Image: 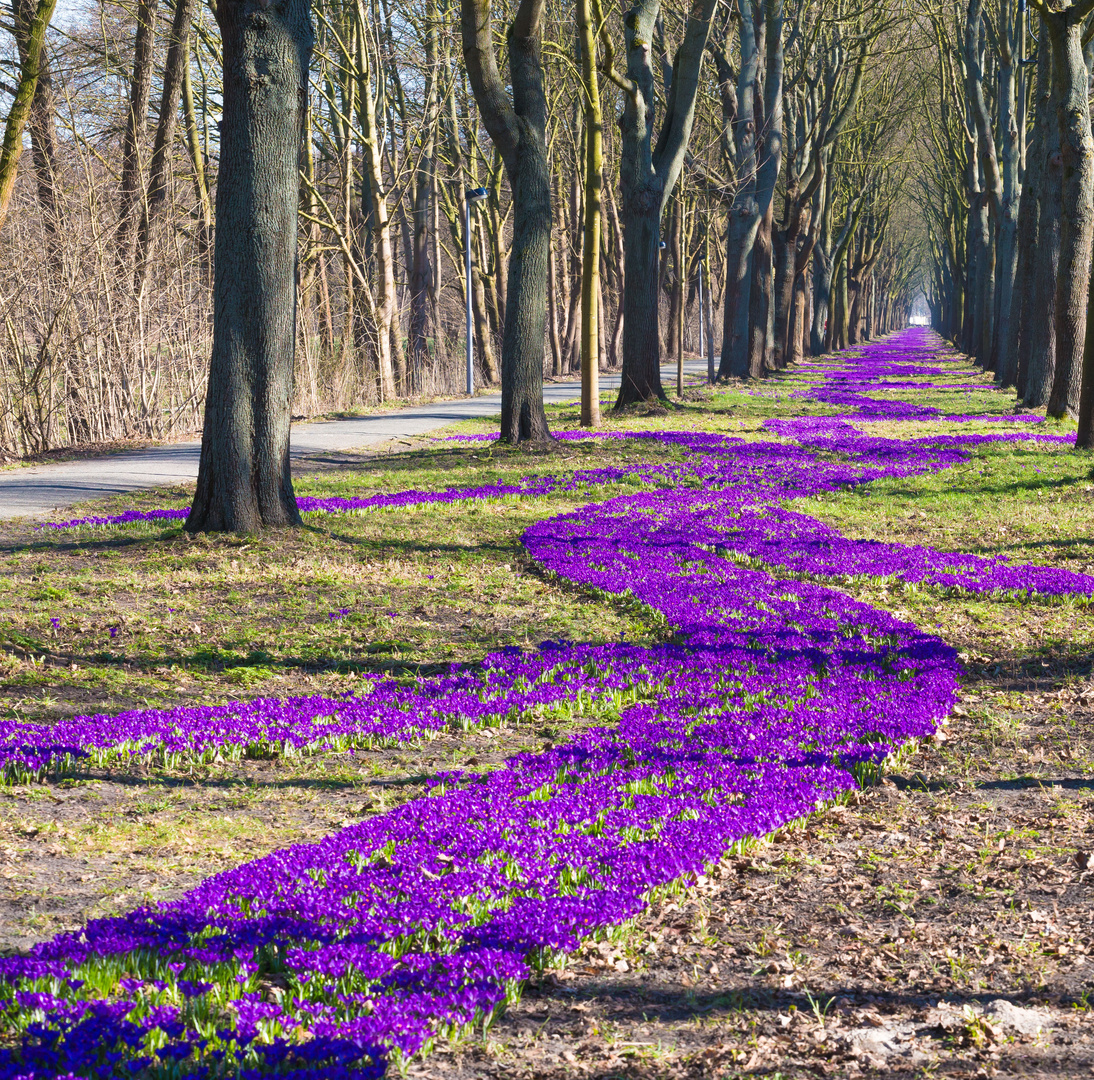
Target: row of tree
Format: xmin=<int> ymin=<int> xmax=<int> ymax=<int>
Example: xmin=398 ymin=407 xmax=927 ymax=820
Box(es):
xmin=920 ymin=0 xmax=1094 ymax=447
xmin=1 ymin=0 xmax=923 ymax=525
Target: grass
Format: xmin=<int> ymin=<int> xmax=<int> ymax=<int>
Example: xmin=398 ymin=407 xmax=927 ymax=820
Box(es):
xmin=0 ymin=350 xmax=1092 ymax=1076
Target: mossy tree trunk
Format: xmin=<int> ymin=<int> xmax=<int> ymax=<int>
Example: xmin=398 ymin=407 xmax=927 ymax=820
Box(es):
xmin=0 ymin=0 xmax=58 ymax=230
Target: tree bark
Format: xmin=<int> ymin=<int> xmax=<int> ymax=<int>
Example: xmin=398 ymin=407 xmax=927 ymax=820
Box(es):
xmin=0 ymin=0 xmax=58 ymax=230
xmin=745 ymin=0 xmax=783 ymax=375
xmin=717 ymin=0 xmax=760 ymax=378
xmin=185 ymin=0 xmax=314 ymax=533
xmin=408 ymin=0 xmax=440 ymax=393
xmin=134 ymin=0 xmax=200 ymax=291
xmin=747 ymin=203 xmax=774 ymax=374
xmin=614 ymin=0 xmax=720 ymax=405
xmin=809 ymin=164 xmax=833 ymax=355
xmin=10 ymin=0 xmax=60 ymax=234
xmin=182 ymin=34 xmax=213 ymax=276
xmin=1044 ymin=9 xmax=1092 ymax=418
xmin=461 ymin=0 xmax=551 ymax=441
xmin=1007 ymin=42 xmax=1048 ymax=391
xmin=577 ymin=0 xmax=602 ymax=426
xmin=990 ymin=0 xmax=1020 ymax=376
xmin=357 ymin=7 xmax=401 ymax=401
xmin=1024 ymin=62 xmax=1062 ymax=407
xmin=115 ymin=0 xmax=160 ymax=262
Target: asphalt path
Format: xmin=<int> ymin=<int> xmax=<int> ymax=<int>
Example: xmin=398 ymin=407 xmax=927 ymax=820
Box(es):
xmin=0 ymin=361 xmax=711 ymax=521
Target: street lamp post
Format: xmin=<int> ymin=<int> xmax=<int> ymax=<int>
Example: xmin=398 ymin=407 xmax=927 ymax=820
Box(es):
xmin=698 ymin=260 xmax=704 ymax=361
xmin=464 ymin=187 xmax=489 ymax=397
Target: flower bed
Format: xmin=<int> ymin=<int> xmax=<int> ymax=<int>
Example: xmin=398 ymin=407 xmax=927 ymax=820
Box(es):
xmin=1 ymin=329 xmax=1088 ymax=1078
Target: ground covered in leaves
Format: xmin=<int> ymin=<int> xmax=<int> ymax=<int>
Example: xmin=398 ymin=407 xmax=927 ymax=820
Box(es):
xmin=0 ymin=349 xmax=1091 ymax=1077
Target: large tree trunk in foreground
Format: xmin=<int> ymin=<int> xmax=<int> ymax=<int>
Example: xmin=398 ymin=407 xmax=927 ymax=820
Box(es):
xmin=619 ymin=190 xmax=663 ymax=400
xmin=462 ymin=0 xmax=550 ymax=441
xmin=717 ymin=0 xmax=761 ymax=379
xmin=499 ymin=107 xmax=552 ymax=441
xmin=185 ymin=0 xmax=314 ymax=533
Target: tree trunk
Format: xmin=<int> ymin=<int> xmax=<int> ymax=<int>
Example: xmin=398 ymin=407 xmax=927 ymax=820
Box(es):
xmin=790 ymin=265 xmax=807 ymax=362
xmin=747 ymin=205 xmax=774 ymax=375
xmin=357 ymin=7 xmax=402 ymax=400
xmin=848 ymin=275 xmax=863 ymax=344
xmin=772 ymin=216 xmax=792 ymax=368
xmin=182 ymin=35 xmax=213 ymax=276
xmin=717 ymin=1 xmax=762 ymax=379
xmin=1007 ymin=49 xmax=1047 ymax=391
xmin=616 ymin=0 xmax=666 ymax=404
xmin=499 ymin=130 xmax=552 ymax=440
xmin=547 ymin=230 xmax=563 ymax=375
xmin=972 ymin=191 xmax=993 ymax=364
xmin=408 ymin=0 xmax=439 ymax=394
xmin=11 ymin=0 xmax=60 ymax=235
xmin=1025 ymin=89 xmax=1062 ymax=407
xmin=134 ymin=0 xmax=199 ymax=291
xmin=746 ymin=0 xmax=783 ymax=374
xmin=605 ymin=176 xmax=625 ymax=367
xmin=665 ymin=196 xmax=683 ymax=364
xmin=0 ymin=0 xmax=59 ymax=231
xmin=461 ymin=0 xmax=551 ymax=440
xmin=774 ymin=193 xmax=812 ymax=369
xmin=810 ymin=166 xmax=833 ymax=355
xmin=577 ymin=0 xmax=602 ymax=426
xmin=1045 ymin=10 xmax=1092 ymax=419
xmin=991 ymin=12 xmax=1020 ymax=376
xmin=115 ymin=0 xmax=160 ymax=262
xmin=616 ymin=0 xmax=720 ymax=403
xmin=618 ymin=195 xmax=664 ymax=398
xmin=185 ymin=0 xmax=313 ymax=533
xmin=471 ymin=237 xmax=500 ymax=384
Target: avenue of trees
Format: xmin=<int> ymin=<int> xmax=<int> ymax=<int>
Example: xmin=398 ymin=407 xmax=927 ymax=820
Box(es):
xmin=50 ymin=0 xmax=1094 ymax=526
xmin=0 ymin=0 xmax=924 ymax=482
xmin=920 ymin=0 xmax=1094 ymax=447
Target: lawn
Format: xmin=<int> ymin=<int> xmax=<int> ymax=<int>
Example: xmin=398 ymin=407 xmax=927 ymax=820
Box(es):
xmin=0 ymin=330 xmax=1091 ymax=1078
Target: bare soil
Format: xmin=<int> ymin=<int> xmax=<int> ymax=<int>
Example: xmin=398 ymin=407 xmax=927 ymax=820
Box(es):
xmin=408 ymin=695 xmax=1094 ymax=1079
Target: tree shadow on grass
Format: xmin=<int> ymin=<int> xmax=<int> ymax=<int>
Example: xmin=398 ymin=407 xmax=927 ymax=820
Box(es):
xmin=960 ymin=647 xmax=1094 ymax=690
xmin=76 ymin=766 xmax=448 ymax=793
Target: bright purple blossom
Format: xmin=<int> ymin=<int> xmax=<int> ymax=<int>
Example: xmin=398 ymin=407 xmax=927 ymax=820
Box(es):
xmin=2 ymin=329 xmax=1084 ymax=1077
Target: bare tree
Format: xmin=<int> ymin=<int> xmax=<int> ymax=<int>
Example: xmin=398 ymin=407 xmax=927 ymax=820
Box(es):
xmin=461 ymin=0 xmax=551 ymax=441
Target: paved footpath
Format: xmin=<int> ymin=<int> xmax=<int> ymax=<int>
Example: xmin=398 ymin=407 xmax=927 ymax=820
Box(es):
xmin=0 ymin=362 xmax=710 ymax=521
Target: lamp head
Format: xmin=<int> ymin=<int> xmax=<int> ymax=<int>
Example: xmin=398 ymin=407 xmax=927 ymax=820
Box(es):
xmin=466 ymin=187 xmax=489 ymax=204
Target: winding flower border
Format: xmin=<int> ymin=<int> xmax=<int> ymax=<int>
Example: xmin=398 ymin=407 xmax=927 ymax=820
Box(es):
xmin=1 ymin=329 xmax=1088 ymax=1078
